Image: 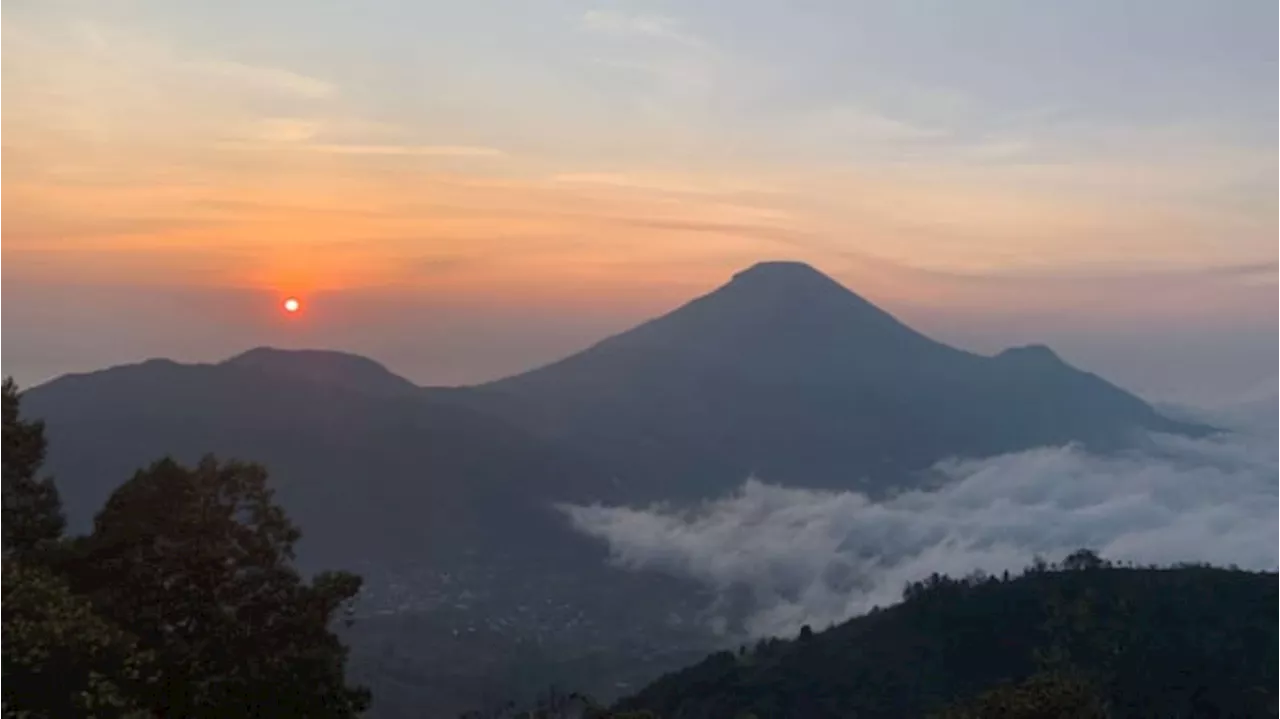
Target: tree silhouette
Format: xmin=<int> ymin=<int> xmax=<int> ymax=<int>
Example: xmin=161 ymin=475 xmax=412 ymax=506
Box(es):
xmin=66 ymin=455 xmax=371 ymax=717
xmin=2 ymin=377 xmax=65 ymax=558
xmin=2 ymin=560 xmax=154 ymax=718
xmin=932 ymin=670 xmax=1110 ymax=719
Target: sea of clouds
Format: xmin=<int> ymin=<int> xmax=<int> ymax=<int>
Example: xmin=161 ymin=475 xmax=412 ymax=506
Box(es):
xmin=559 ymin=399 xmax=1278 ymax=637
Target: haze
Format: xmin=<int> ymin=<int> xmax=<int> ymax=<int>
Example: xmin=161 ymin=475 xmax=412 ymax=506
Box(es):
xmin=4 ymin=0 xmax=1276 ymax=402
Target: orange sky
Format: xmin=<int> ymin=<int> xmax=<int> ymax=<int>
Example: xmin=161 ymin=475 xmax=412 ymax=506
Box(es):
xmin=3 ymin=1 xmax=1276 ymax=400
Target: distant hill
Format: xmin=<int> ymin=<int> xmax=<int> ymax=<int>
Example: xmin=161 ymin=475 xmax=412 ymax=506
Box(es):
xmin=465 ymin=261 xmax=1211 ymax=498
xmin=224 ymin=346 xmax=422 ymax=397
xmin=21 ymin=350 xmax=607 ymax=568
xmin=616 ymin=560 xmax=1278 ymax=719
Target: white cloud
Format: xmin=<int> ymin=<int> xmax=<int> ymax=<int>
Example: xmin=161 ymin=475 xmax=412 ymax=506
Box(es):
xmin=560 ymin=413 xmax=1277 ymax=637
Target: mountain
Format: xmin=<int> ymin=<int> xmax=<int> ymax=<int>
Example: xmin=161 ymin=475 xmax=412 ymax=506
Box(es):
xmin=22 ymin=261 xmax=1210 ymax=555
xmin=21 ymin=350 xmax=607 ymax=568
xmin=462 ymin=261 xmax=1209 ymax=499
xmin=615 ymin=561 xmax=1278 ymax=719
xmin=223 ymin=347 xmax=421 ymax=397
xmin=16 ymin=261 xmax=1222 ymax=717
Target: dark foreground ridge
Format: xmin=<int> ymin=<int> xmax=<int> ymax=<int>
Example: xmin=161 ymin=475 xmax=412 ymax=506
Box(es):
xmin=602 ymin=558 xmax=1276 ymax=719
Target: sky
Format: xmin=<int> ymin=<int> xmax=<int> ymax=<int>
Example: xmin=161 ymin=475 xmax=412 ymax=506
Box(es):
xmin=3 ymin=0 xmax=1276 ymax=402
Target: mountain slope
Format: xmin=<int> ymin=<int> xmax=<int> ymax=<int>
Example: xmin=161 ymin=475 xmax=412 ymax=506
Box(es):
xmin=21 ymin=350 xmax=609 ymax=568
xmin=223 ymin=346 xmax=421 ymax=397
xmin=23 ymin=262 xmax=1211 ymax=557
xmin=466 ymin=261 xmax=1208 ymax=499
xmin=617 ymin=563 xmax=1278 ymax=719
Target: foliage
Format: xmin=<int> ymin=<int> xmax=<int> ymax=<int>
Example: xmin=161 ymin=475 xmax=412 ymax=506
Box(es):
xmin=1 ymin=560 xmax=154 ymax=719
xmin=2 ymin=378 xmax=369 ymax=717
xmin=2 ymin=378 xmax=65 ymax=558
xmin=63 ymin=455 xmax=371 ymax=717
xmin=457 ymin=687 xmax=660 ymax=719
xmin=1 ymin=377 xmax=137 ymax=718
xmin=931 ymin=671 xmax=1110 ymax=719
xmin=616 ymin=552 xmax=1278 ymax=719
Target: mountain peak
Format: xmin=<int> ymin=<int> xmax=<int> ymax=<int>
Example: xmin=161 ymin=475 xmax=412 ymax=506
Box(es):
xmin=489 ymin=259 xmax=956 ymax=394
xmin=996 ymin=344 xmax=1065 ymax=365
xmin=706 ymin=260 xmax=895 ymax=320
xmin=727 ymin=261 xmax=853 ymax=296
xmin=222 ymin=347 xmax=418 ymax=395
xmin=732 ymin=260 xmax=828 ymax=281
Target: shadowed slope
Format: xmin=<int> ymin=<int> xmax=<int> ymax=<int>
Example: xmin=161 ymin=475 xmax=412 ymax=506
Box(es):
xmin=469 ymin=261 xmax=1207 ymax=498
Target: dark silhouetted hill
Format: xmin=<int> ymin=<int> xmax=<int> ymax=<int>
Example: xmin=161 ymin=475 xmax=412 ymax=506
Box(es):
xmin=616 ymin=562 xmax=1278 ymax=719
xmin=21 ymin=350 xmax=607 ymax=568
xmin=466 ymin=261 xmax=1210 ymax=499
xmin=223 ymin=347 xmax=421 ymax=397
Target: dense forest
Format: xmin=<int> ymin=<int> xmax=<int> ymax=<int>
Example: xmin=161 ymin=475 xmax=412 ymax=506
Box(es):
xmin=611 ymin=554 xmax=1278 ymax=719
xmin=2 ymin=379 xmax=368 ymax=717
xmin=456 ymin=555 xmax=1276 ymax=718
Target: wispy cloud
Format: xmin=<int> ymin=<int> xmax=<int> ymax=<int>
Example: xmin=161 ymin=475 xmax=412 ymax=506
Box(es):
xmin=549 ymin=172 xmax=780 ymax=196
xmin=216 ymin=140 xmax=506 ymax=158
xmin=306 ymin=144 xmax=505 ymax=157
xmin=250 ymin=118 xmax=325 ymax=143
xmin=803 ymin=106 xmax=951 ymax=144
xmin=183 ymin=60 xmax=336 ymax=99
xmin=581 ymin=9 xmax=707 ymax=49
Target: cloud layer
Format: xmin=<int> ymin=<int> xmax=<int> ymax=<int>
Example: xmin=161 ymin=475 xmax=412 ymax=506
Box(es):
xmin=560 ymin=412 xmax=1277 ymax=637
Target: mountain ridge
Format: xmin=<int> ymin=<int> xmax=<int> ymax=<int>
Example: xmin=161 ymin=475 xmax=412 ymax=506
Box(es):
xmin=17 ymin=261 xmax=1217 ymax=715
xmin=616 ymin=563 xmax=1278 ymax=719
xmin=462 ymin=261 xmax=1210 ymax=498
xmin=22 ymin=260 xmax=1211 ymax=550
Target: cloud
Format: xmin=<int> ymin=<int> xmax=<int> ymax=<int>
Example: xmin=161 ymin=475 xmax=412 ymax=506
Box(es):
xmin=803 ymin=106 xmax=951 ymax=144
xmin=1157 ymin=383 xmax=1279 ymax=434
xmin=216 ymin=141 xmax=506 ymax=158
xmin=559 ymin=415 xmax=1277 ymax=637
xmin=579 ymin=10 xmax=721 ymax=113
xmin=184 ymin=60 xmax=336 ymax=99
xmin=305 ymin=144 xmax=505 ymax=158
xmin=549 ymin=172 xmax=781 ymax=196
xmin=251 ymin=118 xmax=325 ymax=143
xmin=581 ymin=10 xmax=707 ymax=49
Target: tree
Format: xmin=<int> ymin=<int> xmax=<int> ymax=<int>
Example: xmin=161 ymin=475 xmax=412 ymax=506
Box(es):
xmin=931 ymin=671 xmax=1110 ymax=719
xmin=1062 ymin=548 xmax=1106 ymax=572
xmin=2 ymin=378 xmax=65 ymax=558
xmin=66 ymin=455 xmax=370 ymax=717
xmin=2 ymin=560 xmax=154 ymax=718
xmin=3 ymin=379 xmax=148 ymax=717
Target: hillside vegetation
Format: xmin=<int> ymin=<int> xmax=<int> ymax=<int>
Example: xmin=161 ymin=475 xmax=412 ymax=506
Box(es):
xmin=613 ymin=553 xmax=1277 ymax=719
xmin=2 ymin=379 xmax=368 ymax=717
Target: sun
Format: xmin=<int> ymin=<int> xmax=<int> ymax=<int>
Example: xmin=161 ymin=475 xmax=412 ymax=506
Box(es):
xmin=282 ymin=297 xmax=301 ymax=314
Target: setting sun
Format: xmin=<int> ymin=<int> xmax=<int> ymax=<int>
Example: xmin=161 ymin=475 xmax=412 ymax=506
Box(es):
xmin=283 ymin=297 xmax=301 ymax=314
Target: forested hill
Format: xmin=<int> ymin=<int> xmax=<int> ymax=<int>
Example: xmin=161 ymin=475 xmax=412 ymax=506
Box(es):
xmin=614 ymin=557 xmax=1278 ymax=719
